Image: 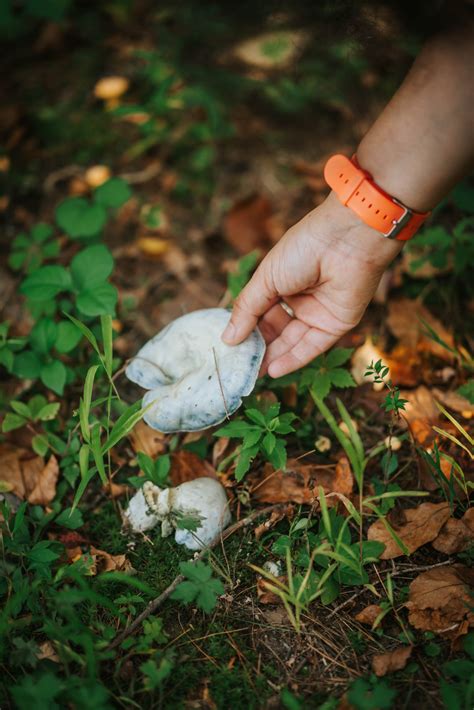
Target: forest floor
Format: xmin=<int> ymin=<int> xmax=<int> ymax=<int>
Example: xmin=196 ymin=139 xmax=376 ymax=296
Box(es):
xmin=1 ymin=3 xmax=473 ymax=709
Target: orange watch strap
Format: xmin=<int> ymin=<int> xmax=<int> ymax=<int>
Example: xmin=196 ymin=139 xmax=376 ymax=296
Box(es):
xmin=324 ymin=154 xmax=429 ymax=241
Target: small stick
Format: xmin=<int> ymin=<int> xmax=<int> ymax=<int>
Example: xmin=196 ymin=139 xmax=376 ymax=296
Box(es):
xmin=108 ymin=503 xmax=287 ymax=649
xmin=212 ymin=347 xmax=230 ymax=420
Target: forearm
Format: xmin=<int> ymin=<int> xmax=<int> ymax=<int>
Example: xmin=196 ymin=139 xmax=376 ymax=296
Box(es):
xmin=357 ymin=18 xmax=474 ymax=214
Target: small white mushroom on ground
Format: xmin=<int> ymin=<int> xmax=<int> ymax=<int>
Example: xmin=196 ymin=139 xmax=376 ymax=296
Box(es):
xmin=125 ymin=308 xmax=265 ymax=433
xmin=124 ymin=477 xmax=231 ymax=551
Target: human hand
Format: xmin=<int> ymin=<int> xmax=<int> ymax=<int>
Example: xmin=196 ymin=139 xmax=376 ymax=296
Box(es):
xmin=222 ymin=192 xmax=402 ymax=378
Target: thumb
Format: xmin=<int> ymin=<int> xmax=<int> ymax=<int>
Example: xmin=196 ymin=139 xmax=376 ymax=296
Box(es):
xmin=222 ymin=262 xmax=278 ymax=345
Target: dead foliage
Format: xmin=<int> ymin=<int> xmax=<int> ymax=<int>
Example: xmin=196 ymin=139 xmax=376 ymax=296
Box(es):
xmin=432 ymin=507 xmax=474 ymax=554
xmin=0 ymin=444 xmax=59 ymax=505
xmin=169 ymin=450 xmax=218 ymax=485
xmin=223 ymin=194 xmax=275 ymax=254
xmin=386 ymin=298 xmax=455 ymax=362
xmin=250 ymin=456 xmax=353 ymax=504
xmin=372 ymin=645 xmax=413 ymax=677
xmin=406 ymin=565 xmax=474 ymax=639
xmin=367 ymin=502 xmax=451 ymax=559
xmin=355 ymin=604 xmax=383 ymax=627
xmin=128 ymin=420 xmax=167 ymax=458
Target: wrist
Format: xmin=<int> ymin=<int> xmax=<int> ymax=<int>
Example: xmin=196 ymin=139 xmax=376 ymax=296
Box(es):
xmin=313 ymin=191 xmax=404 ymax=270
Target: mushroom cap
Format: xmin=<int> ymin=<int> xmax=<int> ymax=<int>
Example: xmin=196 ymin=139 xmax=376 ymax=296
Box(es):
xmin=125 ymin=308 xmax=265 ymax=433
xmin=93 ymin=76 xmax=129 ymax=100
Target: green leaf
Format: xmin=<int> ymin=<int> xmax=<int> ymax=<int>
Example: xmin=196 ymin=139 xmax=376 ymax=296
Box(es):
xmin=80 ymin=365 xmax=99 ymax=442
xmin=262 ymin=431 xmax=276 ymax=455
xmin=235 ymin=443 xmax=259 ymax=481
xmin=27 ymin=541 xmax=60 ymax=563
xmin=13 ymin=351 xmax=42 ymax=379
xmin=55 ymin=320 xmax=83 ymax=353
xmin=2 ymin=412 xmax=27 ymax=433
xmin=0 ymin=347 xmax=14 ymax=372
xmin=100 ymin=315 xmax=113 ymax=376
xmin=137 ymin=451 xmax=155 ymax=479
xmin=267 ymin=437 xmax=287 ymax=470
xmin=20 ymin=265 xmax=72 ymax=300
xmin=311 ymin=371 xmax=332 ymax=399
xmin=171 ymin=561 xmax=224 ymax=613
xmin=10 ymin=400 xmax=32 ymax=417
xmin=64 ymin=313 xmax=100 ymax=356
xmin=325 ymin=347 xmax=354 ymax=368
xmin=55 ymin=506 xmax=84 ymax=529
xmin=36 ymin=402 xmax=60 ymax=421
xmin=245 ymin=408 xmax=267 ymax=426
xmin=32 ymin=434 xmax=49 ymax=457
xmin=214 ymin=420 xmax=257 ymax=438
xmin=40 ymin=360 xmax=67 ymax=395
xmin=94 ymin=177 xmax=132 ymax=208
xmin=330 ymin=369 xmax=356 ymax=388
xmin=56 ymin=197 xmax=107 ymax=238
xmin=76 ymin=283 xmax=118 ymax=317
xmin=457 ymin=379 xmax=474 ymax=405
xmin=31 ymin=223 xmax=54 ymax=243
xmin=70 ymin=244 xmax=114 ymax=290
xmin=29 ymin=318 xmax=57 ymax=354
xmin=102 ymin=399 xmax=144 ymax=453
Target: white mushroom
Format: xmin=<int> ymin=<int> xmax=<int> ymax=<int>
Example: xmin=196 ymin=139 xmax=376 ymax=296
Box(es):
xmin=124 ymin=477 xmax=231 ymax=551
xmin=125 ymin=308 xmax=265 ymax=433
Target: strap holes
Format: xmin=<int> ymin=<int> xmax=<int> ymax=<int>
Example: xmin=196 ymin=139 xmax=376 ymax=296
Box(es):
xmin=375 ymin=209 xmax=379 ymax=214
xmin=368 ymin=203 xmax=372 ymax=208
xmin=339 ymin=173 xmax=343 ymax=178
xmin=355 ymin=191 xmax=359 ymax=196
xmin=344 ymin=179 xmax=349 ymax=184
xmin=361 ymin=197 xmax=365 ymax=202
xmin=383 ymin=215 xmax=387 ymax=220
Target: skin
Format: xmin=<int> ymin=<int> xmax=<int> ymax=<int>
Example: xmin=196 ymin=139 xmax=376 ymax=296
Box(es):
xmin=221 ymin=15 xmax=474 ymax=378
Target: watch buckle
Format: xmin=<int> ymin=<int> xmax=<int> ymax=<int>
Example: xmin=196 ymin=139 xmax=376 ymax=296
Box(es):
xmin=384 ymin=198 xmax=412 ymax=239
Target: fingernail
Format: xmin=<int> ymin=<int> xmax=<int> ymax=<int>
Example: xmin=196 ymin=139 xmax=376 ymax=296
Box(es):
xmin=222 ymin=323 xmax=236 ymax=343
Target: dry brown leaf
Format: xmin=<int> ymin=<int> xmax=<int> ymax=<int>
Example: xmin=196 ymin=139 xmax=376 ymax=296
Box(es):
xmin=406 ymin=565 xmax=474 ymax=638
xmin=257 ymin=576 xmax=286 ymax=605
xmin=372 ymin=645 xmax=413 ymax=677
xmin=250 ymin=456 xmax=353 ymax=504
xmin=432 ymin=388 xmax=474 ymax=418
xmin=170 ymin=451 xmax=218 ymax=486
xmin=355 ymin=604 xmax=383 ymax=626
xmin=129 ymin=420 xmax=167 ymax=458
xmin=432 ymin=508 xmax=474 ymax=554
xmin=27 ymin=456 xmax=59 ymax=505
xmin=400 ymin=385 xmax=440 ymax=447
xmin=37 ymin=641 xmax=60 ymax=663
xmin=254 ymin=506 xmax=293 ymax=540
xmin=223 ymin=194 xmax=274 ymax=254
xmin=0 ymin=445 xmax=58 ymax=505
xmin=88 ymin=546 xmax=134 ymax=575
xmin=387 ymin=299 xmax=454 ymax=362
xmin=367 ymin=502 xmax=451 ymax=559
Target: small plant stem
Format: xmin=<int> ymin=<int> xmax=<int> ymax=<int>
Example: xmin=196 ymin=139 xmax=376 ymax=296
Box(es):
xmin=108 ymin=503 xmax=287 ymax=650
xmin=212 ymin=347 xmax=230 ymax=420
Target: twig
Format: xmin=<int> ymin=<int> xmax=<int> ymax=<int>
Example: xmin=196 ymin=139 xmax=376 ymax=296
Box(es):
xmin=108 ymin=503 xmax=287 ymax=649
xmin=212 ymin=347 xmax=230 ymax=420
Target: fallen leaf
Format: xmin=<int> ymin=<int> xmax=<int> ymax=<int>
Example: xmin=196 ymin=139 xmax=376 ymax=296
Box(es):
xmin=170 ymin=451 xmax=218 ymax=485
xmin=37 ymin=641 xmax=60 ymax=663
xmin=372 ymin=646 xmax=413 ymax=677
xmin=387 ymin=299 xmax=455 ymax=362
xmin=0 ymin=445 xmax=58 ymax=505
xmin=257 ymin=576 xmax=286 ymax=605
xmin=254 ymin=505 xmax=293 ymax=540
xmin=250 ymin=456 xmax=353 ymax=504
xmin=400 ymin=385 xmax=440 ymax=447
xmin=223 ymin=194 xmax=274 ymax=254
xmin=355 ymin=604 xmax=383 ymax=626
xmin=432 ymin=508 xmax=474 ymax=554
xmin=367 ymin=502 xmax=451 ymax=559
xmin=27 ymin=456 xmax=59 ymax=505
xmin=129 ymin=420 xmax=167 ymax=458
xmin=104 ymin=481 xmax=129 ymax=498
xmin=88 ymin=546 xmax=134 ymax=575
xmin=406 ymin=565 xmax=474 ymax=638
xmin=432 ymin=388 xmax=474 ymax=418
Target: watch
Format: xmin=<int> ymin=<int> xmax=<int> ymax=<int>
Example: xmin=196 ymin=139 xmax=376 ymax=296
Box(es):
xmin=324 ymin=154 xmax=430 ymax=241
